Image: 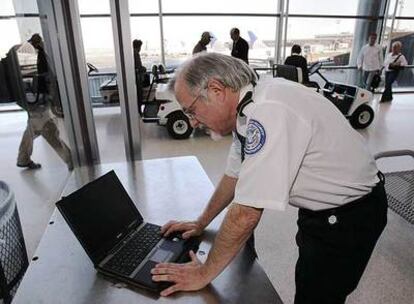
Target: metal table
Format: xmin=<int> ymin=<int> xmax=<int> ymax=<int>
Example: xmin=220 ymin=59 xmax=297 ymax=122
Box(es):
xmin=13 ymin=156 xmax=282 ymax=303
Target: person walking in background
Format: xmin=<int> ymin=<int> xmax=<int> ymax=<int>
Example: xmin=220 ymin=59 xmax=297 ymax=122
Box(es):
xmin=192 ymin=32 xmax=212 ymax=55
xmin=230 ymin=28 xmax=249 ymax=64
xmin=381 ymin=41 xmax=407 ymax=102
xmin=357 ymin=33 xmax=383 ymax=91
xmin=16 ymin=33 xmax=73 ymax=170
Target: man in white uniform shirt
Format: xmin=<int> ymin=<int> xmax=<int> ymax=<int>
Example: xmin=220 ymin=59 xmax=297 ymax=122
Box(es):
xmin=151 ymin=53 xmax=388 ymax=304
xmin=357 ymin=33 xmax=383 ymax=91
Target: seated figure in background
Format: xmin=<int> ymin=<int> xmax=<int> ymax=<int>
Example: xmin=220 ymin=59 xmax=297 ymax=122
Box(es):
xmin=133 ymin=39 xmax=148 ymax=108
xmin=284 ymin=44 xmax=309 ymax=84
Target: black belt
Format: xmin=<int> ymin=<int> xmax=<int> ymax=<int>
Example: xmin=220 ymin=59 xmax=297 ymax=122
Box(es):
xmin=300 ymin=171 xmax=385 ymax=217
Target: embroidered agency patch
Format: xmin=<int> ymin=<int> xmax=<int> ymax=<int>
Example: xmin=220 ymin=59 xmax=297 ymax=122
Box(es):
xmin=245 ymin=119 xmax=266 ymax=155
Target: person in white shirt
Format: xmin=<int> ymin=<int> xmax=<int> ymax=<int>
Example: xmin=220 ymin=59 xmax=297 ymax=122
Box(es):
xmin=381 ymin=41 xmax=408 ymax=102
xmin=152 ymin=53 xmax=388 ymax=304
xmin=357 ymin=33 xmax=383 ymax=91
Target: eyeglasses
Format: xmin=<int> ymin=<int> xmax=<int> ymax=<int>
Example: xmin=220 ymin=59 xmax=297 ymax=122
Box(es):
xmin=182 ymin=91 xmax=202 ymax=120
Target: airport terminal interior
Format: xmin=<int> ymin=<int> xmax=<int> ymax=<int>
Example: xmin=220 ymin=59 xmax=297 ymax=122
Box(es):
xmin=1 ymin=0 xmax=414 ymax=303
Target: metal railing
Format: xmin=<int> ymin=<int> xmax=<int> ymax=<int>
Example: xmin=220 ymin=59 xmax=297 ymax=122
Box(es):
xmin=87 ymin=73 xmax=116 ymax=103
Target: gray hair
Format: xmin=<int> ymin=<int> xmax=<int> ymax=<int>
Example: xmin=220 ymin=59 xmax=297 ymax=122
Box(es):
xmin=392 ymin=41 xmax=402 ymax=48
xmin=168 ymin=52 xmax=257 ymax=97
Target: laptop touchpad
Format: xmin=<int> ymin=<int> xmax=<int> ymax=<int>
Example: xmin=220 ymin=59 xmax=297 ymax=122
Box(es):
xmin=150 ymin=249 xmax=173 ymax=263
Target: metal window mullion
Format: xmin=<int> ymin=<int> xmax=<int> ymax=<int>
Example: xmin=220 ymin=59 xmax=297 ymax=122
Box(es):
xmin=11 ymin=12 xmax=414 ymax=19
xmin=158 ymin=0 xmax=165 ymax=66
xmin=282 ymin=0 xmax=290 ymax=61
xmin=110 ymin=0 xmax=142 ymax=161
xmin=36 ymin=0 xmax=80 ymax=165
xmin=49 ymin=0 xmax=100 ymax=166
xmin=275 ymin=0 xmax=285 ymax=63
xmin=284 ymin=14 xmax=385 ymax=19
xmin=386 ymin=0 xmax=399 ymax=54
xmin=64 ymin=0 xmax=100 ymax=164
xmin=379 ymin=0 xmax=392 ymax=44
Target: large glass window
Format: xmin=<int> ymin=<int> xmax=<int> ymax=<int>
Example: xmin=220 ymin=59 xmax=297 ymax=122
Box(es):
xmin=163 ymin=16 xmax=276 ymax=68
xmin=77 ymin=0 xmax=126 ymax=163
xmin=129 ymin=1 xmax=159 ymax=14
xmin=0 ymin=19 xmax=20 ymax=57
xmin=0 ymin=1 xmax=40 ymax=58
xmin=289 ymin=0 xmax=359 ymax=15
xmin=394 ymin=19 xmax=414 ymax=42
xmin=285 ymin=17 xmax=356 ymax=65
xmin=397 ymin=0 xmax=414 ymax=17
xmin=162 ymin=0 xmax=277 ymax=14
xmin=79 ymin=17 xmax=116 ymax=70
xmin=78 ymin=0 xmax=110 ymax=15
xmin=78 ymin=0 xmax=115 ymax=71
xmin=0 ymin=1 xmax=15 ymax=15
xmin=130 ymin=17 xmax=162 ymax=68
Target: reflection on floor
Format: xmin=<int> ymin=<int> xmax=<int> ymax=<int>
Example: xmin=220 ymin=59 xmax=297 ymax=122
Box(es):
xmin=1 ymin=94 xmax=414 ymax=303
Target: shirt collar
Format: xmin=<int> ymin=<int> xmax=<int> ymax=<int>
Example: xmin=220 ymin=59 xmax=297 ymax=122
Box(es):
xmin=238 ymin=83 xmax=254 ymax=105
xmin=236 ymin=84 xmax=255 ymax=118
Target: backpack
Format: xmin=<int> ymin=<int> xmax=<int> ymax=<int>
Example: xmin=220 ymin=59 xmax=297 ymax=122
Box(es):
xmin=371 ymin=73 xmax=381 ymax=90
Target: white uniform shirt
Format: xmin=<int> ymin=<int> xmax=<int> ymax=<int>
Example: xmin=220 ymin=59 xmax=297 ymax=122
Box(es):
xmin=225 ymin=78 xmax=379 ymax=211
xmin=383 ymin=52 xmax=408 ymax=72
xmin=357 ymin=44 xmax=384 ymax=71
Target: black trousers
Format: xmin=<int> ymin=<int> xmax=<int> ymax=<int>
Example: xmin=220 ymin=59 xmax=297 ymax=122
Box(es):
xmin=294 ymin=181 xmax=388 ymax=304
xmin=381 ymin=71 xmax=399 ymax=102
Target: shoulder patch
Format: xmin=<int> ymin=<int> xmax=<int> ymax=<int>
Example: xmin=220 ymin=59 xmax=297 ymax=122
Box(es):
xmin=245 ymin=119 xmax=266 ymax=155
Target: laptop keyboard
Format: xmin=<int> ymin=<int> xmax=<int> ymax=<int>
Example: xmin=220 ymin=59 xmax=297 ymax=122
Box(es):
xmin=104 ymin=223 xmax=162 ymax=276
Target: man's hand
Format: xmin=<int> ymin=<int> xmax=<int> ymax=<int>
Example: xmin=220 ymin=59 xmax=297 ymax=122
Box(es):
xmin=156 ymin=204 xmax=263 ymax=297
xmin=160 ymin=175 xmax=237 ymax=240
xmin=151 ymin=251 xmax=211 ymax=296
xmin=161 ymin=220 xmax=205 ymax=239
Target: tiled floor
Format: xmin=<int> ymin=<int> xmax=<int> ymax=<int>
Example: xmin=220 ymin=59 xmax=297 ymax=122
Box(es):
xmin=1 ymin=93 xmax=414 ymax=303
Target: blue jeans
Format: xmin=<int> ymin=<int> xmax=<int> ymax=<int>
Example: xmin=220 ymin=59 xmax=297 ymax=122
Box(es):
xmin=362 ymin=70 xmax=379 ymax=90
xmin=381 ymin=71 xmax=399 ymax=102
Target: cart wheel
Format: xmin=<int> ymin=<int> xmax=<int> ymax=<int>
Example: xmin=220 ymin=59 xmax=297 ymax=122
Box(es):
xmin=350 ymin=104 xmax=374 ymax=129
xmin=166 ymin=111 xmax=193 ymax=139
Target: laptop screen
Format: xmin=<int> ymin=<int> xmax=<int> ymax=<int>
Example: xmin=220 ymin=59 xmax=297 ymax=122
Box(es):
xmin=56 ymin=170 xmax=144 ymax=264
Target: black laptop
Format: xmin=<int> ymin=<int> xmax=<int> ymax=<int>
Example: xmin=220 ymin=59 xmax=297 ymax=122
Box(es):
xmin=56 ymin=170 xmax=200 ymax=292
